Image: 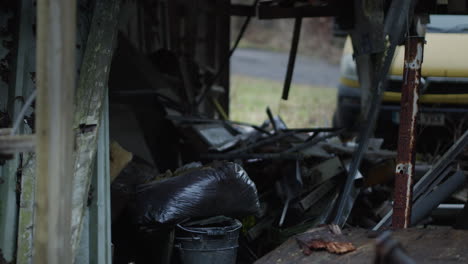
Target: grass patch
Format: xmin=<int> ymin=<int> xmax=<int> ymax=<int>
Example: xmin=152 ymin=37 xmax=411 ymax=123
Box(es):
xmin=230 ymin=75 xmax=337 ymax=128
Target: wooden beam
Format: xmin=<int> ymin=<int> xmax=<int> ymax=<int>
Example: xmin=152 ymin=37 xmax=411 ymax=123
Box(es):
xmin=70 ymin=0 xmax=121 ymax=258
xmin=34 ymin=0 xmax=77 ymax=263
xmin=0 ymin=135 xmax=35 ymax=154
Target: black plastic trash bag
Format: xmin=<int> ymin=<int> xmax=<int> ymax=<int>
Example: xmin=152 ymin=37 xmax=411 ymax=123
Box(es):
xmin=111 ymin=156 xmax=159 ymax=222
xmin=136 ymin=161 xmax=260 ymax=225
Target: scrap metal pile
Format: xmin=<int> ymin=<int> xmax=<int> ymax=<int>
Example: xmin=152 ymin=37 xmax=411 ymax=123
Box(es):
xmin=170 ymin=113 xmax=468 ymax=259
xmin=103 ymin=0 xmax=468 ymax=260
xmin=109 ymin=98 xmax=468 ymax=263
xmin=104 ymin=27 xmax=468 ymax=262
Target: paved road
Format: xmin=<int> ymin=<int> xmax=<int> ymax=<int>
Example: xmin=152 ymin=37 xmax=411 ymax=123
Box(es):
xmin=231 ymin=48 xmax=340 ymax=88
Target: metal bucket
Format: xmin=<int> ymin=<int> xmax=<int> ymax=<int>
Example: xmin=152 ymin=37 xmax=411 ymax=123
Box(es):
xmin=174 ymin=216 xmax=242 ymax=264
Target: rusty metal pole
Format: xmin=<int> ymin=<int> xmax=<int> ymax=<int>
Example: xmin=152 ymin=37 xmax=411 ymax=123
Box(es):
xmin=392 ymin=36 xmax=425 ymax=229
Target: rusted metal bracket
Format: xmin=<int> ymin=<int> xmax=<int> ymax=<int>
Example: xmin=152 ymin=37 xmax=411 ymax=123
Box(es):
xmin=392 ymin=36 xmax=425 ymax=229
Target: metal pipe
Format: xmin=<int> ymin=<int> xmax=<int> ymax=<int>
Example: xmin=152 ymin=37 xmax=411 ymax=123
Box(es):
xmin=411 ymin=171 xmax=466 ymax=225
xmin=282 ymin=17 xmax=302 ymax=100
xmin=266 ymin=107 xmax=278 ymax=133
xmin=392 ymin=36 xmax=425 ymax=229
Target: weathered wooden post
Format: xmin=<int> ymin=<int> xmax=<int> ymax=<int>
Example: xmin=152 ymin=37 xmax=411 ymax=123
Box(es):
xmin=34 ymin=0 xmax=76 ymax=262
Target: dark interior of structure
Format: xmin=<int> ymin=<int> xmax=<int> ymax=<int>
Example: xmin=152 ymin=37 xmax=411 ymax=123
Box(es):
xmin=2 ymin=0 xmax=468 ymax=263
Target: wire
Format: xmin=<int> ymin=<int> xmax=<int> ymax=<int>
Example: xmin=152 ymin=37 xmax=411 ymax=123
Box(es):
xmin=11 ymin=89 xmax=36 ymax=136
xmin=194 ymin=0 xmax=259 ymax=107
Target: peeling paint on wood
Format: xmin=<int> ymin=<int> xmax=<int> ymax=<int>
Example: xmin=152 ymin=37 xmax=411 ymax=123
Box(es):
xmin=70 ymin=0 xmax=121 ymax=259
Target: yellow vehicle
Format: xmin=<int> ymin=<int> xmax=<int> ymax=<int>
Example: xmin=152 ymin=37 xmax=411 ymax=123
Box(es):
xmin=334 ymin=15 xmax=468 ymax=153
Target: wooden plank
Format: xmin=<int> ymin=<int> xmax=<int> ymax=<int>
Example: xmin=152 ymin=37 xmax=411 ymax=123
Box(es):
xmin=74 ymin=95 xmax=111 ymax=264
xmin=70 ymin=0 xmax=121 ymax=258
xmin=255 ymin=227 xmax=468 ymax=264
xmin=34 ymin=0 xmax=77 ymax=263
xmin=0 ymin=135 xmax=35 ymax=154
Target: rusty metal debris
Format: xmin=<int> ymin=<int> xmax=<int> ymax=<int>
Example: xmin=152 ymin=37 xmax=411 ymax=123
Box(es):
xmin=296 ymin=225 xmax=356 ymax=256
xmin=392 ymin=36 xmax=425 ymax=229
xmin=332 ymin=0 xmax=418 ymax=228
xmin=159 ymin=106 xmax=419 ymax=261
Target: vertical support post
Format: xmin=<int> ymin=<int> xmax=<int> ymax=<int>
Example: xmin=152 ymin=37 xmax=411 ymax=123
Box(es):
xmin=392 ymin=36 xmax=424 ymax=229
xmin=34 ymin=0 xmax=76 ymax=262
